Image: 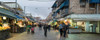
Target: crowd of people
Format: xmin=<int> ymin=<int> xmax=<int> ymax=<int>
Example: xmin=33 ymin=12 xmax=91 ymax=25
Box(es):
xmin=26 ymin=21 xmax=70 ymax=38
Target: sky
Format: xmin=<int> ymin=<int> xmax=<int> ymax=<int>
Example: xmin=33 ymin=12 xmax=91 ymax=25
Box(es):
xmin=0 ymin=0 xmax=55 ymax=19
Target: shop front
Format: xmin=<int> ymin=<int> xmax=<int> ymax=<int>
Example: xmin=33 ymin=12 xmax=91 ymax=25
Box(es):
xmin=16 ymin=20 xmax=25 ymax=33
xmin=9 ymin=15 xmax=25 ymax=33
xmin=0 ymin=16 xmax=11 ymax=40
xmin=70 ymin=20 xmax=99 ymax=33
xmin=0 ymin=7 xmax=17 ymax=39
xmin=66 ymin=14 xmax=100 ymax=33
xmin=64 ymin=19 xmax=83 ymax=33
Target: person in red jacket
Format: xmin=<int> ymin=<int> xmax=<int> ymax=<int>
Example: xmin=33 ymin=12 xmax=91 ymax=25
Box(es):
xmin=31 ymin=22 xmax=35 ymax=34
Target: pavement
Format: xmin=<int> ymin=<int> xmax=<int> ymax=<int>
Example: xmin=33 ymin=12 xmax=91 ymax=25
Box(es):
xmin=7 ymin=27 xmax=100 ymax=40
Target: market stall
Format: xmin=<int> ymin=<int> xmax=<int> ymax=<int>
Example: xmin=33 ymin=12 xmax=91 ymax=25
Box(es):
xmin=0 ymin=16 xmax=11 ymax=40
xmin=16 ymin=20 xmax=25 ymax=33
xmin=9 ymin=19 xmax=25 ymax=33
xmin=64 ymin=19 xmax=83 ymax=33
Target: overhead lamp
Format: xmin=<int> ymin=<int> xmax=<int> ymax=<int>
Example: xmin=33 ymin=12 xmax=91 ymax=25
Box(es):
xmin=3 ymin=16 xmax=7 ymax=20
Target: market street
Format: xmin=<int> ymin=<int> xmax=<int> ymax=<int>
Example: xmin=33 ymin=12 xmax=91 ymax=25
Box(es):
xmin=0 ymin=0 xmax=100 ymax=40
xmin=7 ymin=27 xmax=100 ymax=40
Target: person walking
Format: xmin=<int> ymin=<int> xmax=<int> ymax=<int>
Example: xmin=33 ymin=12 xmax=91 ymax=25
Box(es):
xmin=59 ymin=21 xmax=70 ymax=37
xmin=31 ymin=26 xmax=35 ymax=34
xmin=43 ymin=24 xmax=48 ymax=37
xmin=62 ymin=22 xmax=70 ymax=37
xmin=39 ymin=23 xmax=42 ymax=30
xmin=27 ymin=24 xmax=32 ymax=34
xmin=31 ymin=22 xmax=35 ymax=34
xmin=48 ymin=24 xmax=51 ymax=31
xmin=59 ymin=22 xmax=63 ymax=37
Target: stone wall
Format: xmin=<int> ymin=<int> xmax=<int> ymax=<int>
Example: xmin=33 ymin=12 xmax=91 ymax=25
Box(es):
xmin=69 ymin=0 xmax=100 ymax=14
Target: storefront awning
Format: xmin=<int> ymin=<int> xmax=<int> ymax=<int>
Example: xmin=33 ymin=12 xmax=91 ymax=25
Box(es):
xmin=17 ymin=11 xmax=24 ymax=16
xmin=54 ymin=0 xmax=69 ymax=16
xmin=89 ymin=0 xmax=100 ymax=3
xmin=59 ymin=2 xmax=66 ymax=9
xmin=56 ymin=9 xmax=60 ymax=13
xmin=59 ymin=0 xmax=69 ymax=9
xmin=26 ymin=16 xmax=34 ymax=21
xmin=66 ymin=14 xmax=100 ymax=21
xmin=0 ymin=8 xmax=16 ymax=19
xmin=15 ymin=15 xmax=24 ymax=20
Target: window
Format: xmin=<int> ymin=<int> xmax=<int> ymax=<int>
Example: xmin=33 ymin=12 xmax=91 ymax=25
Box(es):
xmin=89 ymin=3 xmax=96 ymax=9
xmin=80 ymin=0 xmax=87 ymax=8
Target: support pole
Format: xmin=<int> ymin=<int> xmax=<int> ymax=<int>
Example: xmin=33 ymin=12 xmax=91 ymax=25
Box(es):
xmin=96 ymin=4 xmax=99 ymax=14
xmin=15 ymin=0 xmax=17 ymax=14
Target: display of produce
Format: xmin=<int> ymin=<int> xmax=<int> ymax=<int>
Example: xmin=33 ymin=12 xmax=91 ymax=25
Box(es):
xmin=17 ymin=20 xmax=24 ymax=27
xmin=0 ymin=23 xmax=10 ymax=31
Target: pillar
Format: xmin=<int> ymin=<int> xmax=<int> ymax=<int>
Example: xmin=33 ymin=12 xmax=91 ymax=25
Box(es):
xmin=85 ymin=21 xmax=90 ymax=32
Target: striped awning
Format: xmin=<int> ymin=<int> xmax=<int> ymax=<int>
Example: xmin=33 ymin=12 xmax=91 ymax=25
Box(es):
xmin=66 ymin=14 xmax=100 ymax=21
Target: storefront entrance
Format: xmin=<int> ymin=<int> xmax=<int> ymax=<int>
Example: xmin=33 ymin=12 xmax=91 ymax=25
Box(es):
xmin=90 ymin=21 xmax=98 ymax=33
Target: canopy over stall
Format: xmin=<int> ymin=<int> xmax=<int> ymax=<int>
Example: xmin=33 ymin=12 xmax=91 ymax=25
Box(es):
xmin=67 ymin=14 xmax=100 ymax=21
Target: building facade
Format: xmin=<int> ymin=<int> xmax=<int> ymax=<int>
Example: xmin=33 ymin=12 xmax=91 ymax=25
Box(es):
xmin=52 ymin=0 xmax=100 ymax=33
xmin=46 ymin=12 xmax=53 ymax=22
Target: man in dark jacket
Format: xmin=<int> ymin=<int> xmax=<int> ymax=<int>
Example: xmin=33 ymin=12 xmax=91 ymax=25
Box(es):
xmin=43 ymin=24 xmax=48 ymax=37
xmin=62 ymin=23 xmax=70 ymax=37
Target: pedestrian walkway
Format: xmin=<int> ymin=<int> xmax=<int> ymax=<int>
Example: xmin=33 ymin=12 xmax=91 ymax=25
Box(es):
xmin=7 ymin=27 xmax=60 ymax=40
xmin=7 ymin=27 xmax=100 ymax=40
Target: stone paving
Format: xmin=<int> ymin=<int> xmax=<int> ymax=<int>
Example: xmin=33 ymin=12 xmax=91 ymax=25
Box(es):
xmin=7 ymin=27 xmax=100 ymax=40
